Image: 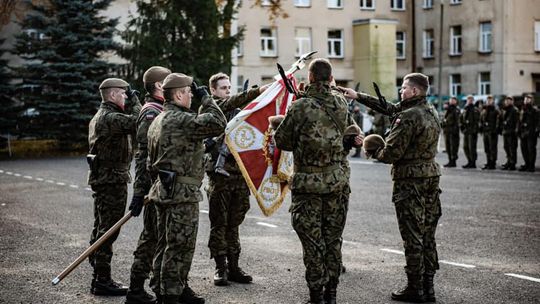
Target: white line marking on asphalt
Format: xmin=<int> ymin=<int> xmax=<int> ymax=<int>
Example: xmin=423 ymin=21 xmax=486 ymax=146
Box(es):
xmin=380 ymin=248 xmax=405 ymax=255
xmin=14 ymin=173 xmax=21 ymax=177
xmin=1 ymin=203 xmax=5 ymax=206
xmin=349 ymin=160 xmax=377 ymax=165
xmin=6 ymin=171 xmax=12 ymax=175
xmin=343 ymin=240 xmax=358 ymax=245
xmin=439 ymin=260 xmax=476 ymax=268
xmin=505 ymin=273 xmax=540 ymax=283
xmin=256 ymin=222 xmax=278 ymax=228
xmin=46 ymin=180 xmax=54 ymax=183
xmin=56 ymin=182 xmax=65 ymax=186
xmin=0 ymin=170 xmax=3 ymax=173
xmin=36 ymin=177 xmax=44 ymax=181
xmin=69 ymin=184 xmax=79 ymax=189
xmin=23 ymin=175 xmax=33 ymax=179
xmin=200 ymin=210 xmax=209 ymax=214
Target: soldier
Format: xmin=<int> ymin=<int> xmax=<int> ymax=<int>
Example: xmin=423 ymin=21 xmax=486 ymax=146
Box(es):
xmin=87 ymin=78 xmax=141 ymax=296
xmin=351 ymin=104 xmax=364 ymax=157
xmin=344 ymin=73 xmax=442 ymax=303
xmin=146 ymin=73 xmax=226 ymax=304
xmin=498 ymin=96 xmax=519 ymax=170
xmin=518 ymin=94 xmax=539 ymax=172
xmin=125 ymin=66 xmax=171 ymax=304
xmin=371 ymin=110 xmax=390 ymax=137
xmin=442 ymin=97 xmax=460 ymax=167
xmin=205 ymin=72 xmax=268 ymax=286
xmin=460 ymin=95 xmax=480 ymax=168
xmin=480 ymin=95 xmax=500 ymax=170
xmin=274 ymin=58 xmax=360 ymax=304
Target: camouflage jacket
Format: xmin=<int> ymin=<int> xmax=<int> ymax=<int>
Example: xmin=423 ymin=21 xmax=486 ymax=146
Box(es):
xmin=375 ymin=96 xmax=442 ymax=180
xmin=274 ymin=81 xmax=356 ymax=194
xmin=518 ymin=104 xmax=540 ymax=138
xmin=133 ymin=95 xmax=164 ymax=196
xmin=480 ymin=104 xmax=500 ymax=134
xmin=205 ymin=87 xmax=261 ymax=175
xmin=460 ymin=104 xmax=480 ymax=134
xmin=147 ymin=97 xmax=226 ymax=204
xmin=443 ymin=105 xmax=460 ymax=134
xmin=498 ymin=105 xmax=518 ymax=135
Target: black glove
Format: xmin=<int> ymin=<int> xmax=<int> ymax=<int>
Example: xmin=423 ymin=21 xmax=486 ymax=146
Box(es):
xmin=126 ymin=85 xmax=140 ymax=100
xmin=204 ymin=137 xmax=217 ymax=153
xmin=129 ymin=195 xmax=144 ymax=217
xmin=191 ymin=81 xmax=209 ymax=99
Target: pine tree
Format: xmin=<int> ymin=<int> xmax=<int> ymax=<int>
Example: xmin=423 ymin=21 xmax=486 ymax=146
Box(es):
xmin=11 ymin=0 xmax=119 ymax=144
xmin=0 ymin=38 xmax=19 ymax=135
xmin=120 ymin=0 xmax=243 ymax=91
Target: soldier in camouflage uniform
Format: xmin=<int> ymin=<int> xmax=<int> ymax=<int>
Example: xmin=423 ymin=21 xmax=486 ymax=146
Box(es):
xmin=343 ymin=73 xmax=442 ymax=303
xmin=205 ymin=72 xmax=268 ymax=286
xmin=274 ymin=59 xmax=359 ymax=304
xmin=146 ymin=73 xmax=226 ymax=304
xmin=498 ymin=96 xmax=519 ymax=170
xmin=460 ymin=95 xmax=481 ymax=169
xmin=87 ymin=78 xmax=141 ymax=296
xmin=518 ymin=94 xmax=539 ymax=172
xmin=125 ymin=66 xmax=171 ymax=304
xmin=442 ymin=97 xmax=460 ymax=167
xmin=480 ymin=95 xmax=500 ymax=170
xmin=351 ymin=104 xmax=364 ymax=157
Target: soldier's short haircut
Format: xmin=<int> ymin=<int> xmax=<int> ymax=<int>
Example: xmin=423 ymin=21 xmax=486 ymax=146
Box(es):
xmin=209 ymin=72 xmax=230 ymax=89
xmin=309 ymin=58 xmax=332 ymax=82
xmin=145 ymin=82 xmax=157 ymax=95
xmin=100 ymin=87 xmax=120 ymax=101
xmin=404 ymin=73 xmax=429 ymax=93
xmin=163 ymin=87 xmax=189 ymax=102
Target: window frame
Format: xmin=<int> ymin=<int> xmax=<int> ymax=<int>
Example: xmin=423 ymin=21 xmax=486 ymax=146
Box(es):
xmin=422 ymin=0 xmax=433 ymax=9
xmin=449 ymin=74 xmax=462 ymax=97
xmin=260 ymin=27 xmax=278 ymax=57
xmin=423 ymin=29 xmax=434 ymax=58
xmin=479 ymin=21 xmax=492 ymax=53
xmin=327 ymin=0 xmax=343 ymax=9
xmin=535 ymin=21 xmax=540 ymax=52
xmin=450 ymin=25 xmax=462 ymax=56
xmin=391 ymin=0 xmax=406 ymax=11
xmin=294 ymin=0 xmax=311 ymax=7
xmin=360 ymin=0 xmax=376 ymax=10
xmin=327 ymin=29 xmax=344 ymax=58
xmin=295 ymin=27 xmax=312 ymax=58
xmin=396 ymin=31 xmax=406 ymax=59
xmin=478 ymin=72 xmax=491 ymax=95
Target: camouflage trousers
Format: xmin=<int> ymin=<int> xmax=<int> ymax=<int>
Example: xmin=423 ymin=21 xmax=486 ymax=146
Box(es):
xmin=483 ymin=132 xmax=498 ymax=163
xmin=520 ymin=135 xmax=538 ymax=168
xmin=207 ymin=173 xmax=250 ymax=258
xmin=290 ymin=189 xmax=348 ymax=290
xmin=130 ymin=203 xmax=158 ymax=284
xmin=393 ymin=177 xmax=442 ymax=276
xmin=89 ymin=183 xmax=127 ymax=276
xmin=444 ymin=131 xmax=460 ymax=161
xmin=463 ymin=132 xmax=478 ymax=163
xmin=503 ymin=134 xmax=518 ymax=166
xmin=153 ymin=202 xmax=199 ymax=296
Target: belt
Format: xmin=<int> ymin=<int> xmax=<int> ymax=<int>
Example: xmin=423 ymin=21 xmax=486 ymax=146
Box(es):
xmin=296 ymin=163 xmax=340 ymax=173
xmin=176 ymin=176 xmax=202 ymax=187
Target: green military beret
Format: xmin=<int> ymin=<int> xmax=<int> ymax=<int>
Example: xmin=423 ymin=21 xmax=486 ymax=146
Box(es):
xmin=344 ymin=125 xmax=361 ymax=136
xmin=99 ymin=78 xmax=129 ymax=90
xmin=162 ymin=73 xmax=193 ymax=89
xmin=143 ymin=66 xmax=172 ymax=83
xmin=363 ymin=134 xmax=386 ymax=151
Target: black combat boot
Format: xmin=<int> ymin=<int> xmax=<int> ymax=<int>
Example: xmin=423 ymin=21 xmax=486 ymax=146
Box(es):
xmin=443 ymin=160 xmax=456 ymax=168
xmin=518 ymin=164 xmax=528 ymax=172
xmin=125 ymin=277 xmax=157 ymax=304
xmin=423 ymin=274 xmax=436 ymax=302
xmin=462 ymin=162 xmax=472 ymax=169
xmin=323 ymin=281 xmax=337 ymax=304
xmin=227 ymin=253 xmax=253 ymax=284
xmin=92 ymin=275 xmax=129 ymax=296
xmin=469 ymin=161 xmax=476 ymax=169
xmin=161 ymin=295 xmax=178 ymax=304
xmin=391 ymin=274 xmax=425 ymax=303
xmin=481 ymin=163 xmax=490 ymax=170
xmin=179 ymin=285 xmax=205 ymax=304
xmin=213 ymin=255 xmax=228 ymax=286
xmin=306 ymin=288 xmax=325 ymax=304
xmin=488 ymin=161 xmax=496 ymax=170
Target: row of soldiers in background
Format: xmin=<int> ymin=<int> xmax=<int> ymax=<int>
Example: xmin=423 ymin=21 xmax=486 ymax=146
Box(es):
xmin=442 ymin=94 xmax=539 ymax=172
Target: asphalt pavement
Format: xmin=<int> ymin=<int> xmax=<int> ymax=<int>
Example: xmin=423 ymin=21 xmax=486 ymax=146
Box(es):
xmin=0 ymin=140 xmax=539 ymax=303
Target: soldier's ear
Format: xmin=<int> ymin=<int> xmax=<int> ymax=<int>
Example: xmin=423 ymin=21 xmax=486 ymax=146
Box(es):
xmin=155 ymin=82 xmax=163 ymax=91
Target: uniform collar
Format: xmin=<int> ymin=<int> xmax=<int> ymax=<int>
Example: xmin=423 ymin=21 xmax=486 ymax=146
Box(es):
xmin=164 ymin=102 xmax=192 ymax=112
xmin=101 ymin=101 xmax=124 ymax=112
xmin=145 ymin=94 xmax=165 ymax=104
xmin=400 ymin=95 xmax=426 ymax=110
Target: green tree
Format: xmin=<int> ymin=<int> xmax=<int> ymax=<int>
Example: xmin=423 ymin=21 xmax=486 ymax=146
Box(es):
xmin=120 ymin=0 xmax=243 ymax=91
xmin=0 ymin=38 xmax=19 ymax=135
xmin=11 ymin=0 xmax=119 ymax=144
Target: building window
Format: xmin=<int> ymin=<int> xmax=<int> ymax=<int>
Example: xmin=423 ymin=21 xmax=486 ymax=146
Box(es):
xmin=478 ymin=72 xmax=491 ymax=95
xmin=261 ymin=0 xmax=271 ymax=6
xmin=449 ymin=0 xmax=462 ymax=4
xmin=260 ymin=28 xmax=277 ymax=57
xmin=237 ymin=75 xmax=244 ymax=92
xmin=235 ymin=39 xmax=244 ymax=57
xmin=396 ymin=31 xmax=406 ymax=59
xmin=294 ymin=0 xmax=311 ymax=7
xmin=423 ymin=29 xmax=434 ymax=58
xmin=479 ymin=21 xmax=492 ymax=53
xmin=328 ymin=0 xmax=343 ymax=8
xmin=449 ymin=74 xmax=462 ymax=96
xmin=450 ymin=25 xmax=462 ymax=56
xmin=328 ymin=29 xmax=344 ymax=58
xmin=295 ymin=27 xmax=312 ymax=57
xmin=422 ymin=0 xmax=433 ymax=9
xmin=391 ymin=0 xmax=405 ymax=11
xmin=360 ymin=0 xmax=375 ymax=10
xmin=535 ymin=21 xmax=540 ymax=51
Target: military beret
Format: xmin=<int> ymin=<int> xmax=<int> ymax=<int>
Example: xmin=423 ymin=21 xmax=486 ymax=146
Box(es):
xmin=99 ymin=78 xmax=129 ymax=90
xmin=363 ymin=134 xmax=386 ymax=151
xmin=344 ymin=125 xmax=361 ymax=136
xmin=268 ymin=115 xmax=285 ymax=130
xmin=143 ymin=66 xmax=172 ymax=83
xmin=162 ymin=73 xmax=193 ymax=89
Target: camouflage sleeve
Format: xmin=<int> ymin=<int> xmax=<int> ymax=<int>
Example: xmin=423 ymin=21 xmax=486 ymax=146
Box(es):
xmin=189 ymin=96 xmax=227 ymax=139
xmin=218 ymin=87 xmax=261 ymax=112
xmin=355 ymin=92 xmax=400 ymax=116
xmin=376 ymin=114 xmax=413 ymax=164
xmin=132 ymin=109 xmax=157 ymax=196
xmin=274 ymin=103 xmax=300 ymax=152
